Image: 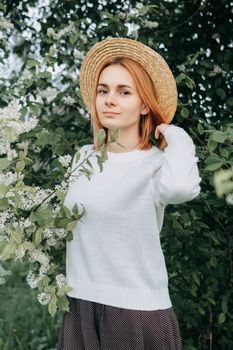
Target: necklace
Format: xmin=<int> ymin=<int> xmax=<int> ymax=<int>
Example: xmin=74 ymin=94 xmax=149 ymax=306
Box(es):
xmin=107 ymin=142 xmax=140 ymax=152
xmin=127 ymin=142 xmax=140 ymax=151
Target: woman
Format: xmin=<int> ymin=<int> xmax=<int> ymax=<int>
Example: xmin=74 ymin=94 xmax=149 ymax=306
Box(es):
xmin=58 ymin=37 xmax=202 ymax=350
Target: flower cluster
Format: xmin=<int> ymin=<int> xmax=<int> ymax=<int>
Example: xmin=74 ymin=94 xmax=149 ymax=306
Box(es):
xmin=46 ymin=21 xmax=77 ymax=41
xmin=0 ymin=100 xmax=108 ymax=316
xmin=0 ymin=99 xmax=38 ymax=158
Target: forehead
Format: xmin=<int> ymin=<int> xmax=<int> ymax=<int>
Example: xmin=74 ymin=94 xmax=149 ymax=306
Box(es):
xmin=98 ymin=64 xmax=135 ymax=86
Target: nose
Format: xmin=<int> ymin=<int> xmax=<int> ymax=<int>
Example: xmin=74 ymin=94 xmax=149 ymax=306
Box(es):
xmin=105 ymin=92 xmax=117 ymax=106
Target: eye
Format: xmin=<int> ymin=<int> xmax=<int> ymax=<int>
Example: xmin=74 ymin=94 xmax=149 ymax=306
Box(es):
xmin=97 ymin=89 xmax=107 ymax=94
xmin=120 ymin=90 xmax=130 ymax=95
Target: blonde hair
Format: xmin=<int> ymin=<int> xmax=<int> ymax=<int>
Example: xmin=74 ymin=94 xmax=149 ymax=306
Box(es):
xmin=90 ymin=57 xmax=167 ymax=151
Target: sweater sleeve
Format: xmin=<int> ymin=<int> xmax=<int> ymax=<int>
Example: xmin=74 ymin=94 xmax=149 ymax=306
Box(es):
xmin=152 ymin=125 xmax=202 ymax=207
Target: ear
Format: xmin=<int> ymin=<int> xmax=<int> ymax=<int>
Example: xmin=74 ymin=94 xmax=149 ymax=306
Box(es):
xmin=140 ymin=104 xmax=150 ymax=116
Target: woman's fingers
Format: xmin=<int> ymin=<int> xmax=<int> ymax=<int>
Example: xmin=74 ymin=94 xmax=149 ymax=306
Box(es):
xmin=155 ymin=123 xmax=169 ymax=139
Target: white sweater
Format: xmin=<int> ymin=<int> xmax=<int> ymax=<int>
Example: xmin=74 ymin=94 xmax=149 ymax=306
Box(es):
xmin=64 ymin=125 xmax=202 ymax=310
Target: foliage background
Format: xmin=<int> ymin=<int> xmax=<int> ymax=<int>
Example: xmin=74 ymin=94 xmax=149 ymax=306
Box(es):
xmin=0 ymin=0 xmax=232 ymax=349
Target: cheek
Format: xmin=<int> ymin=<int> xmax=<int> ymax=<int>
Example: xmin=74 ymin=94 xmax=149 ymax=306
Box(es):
xmin=95 ymin=96 xmax=102 ymax=110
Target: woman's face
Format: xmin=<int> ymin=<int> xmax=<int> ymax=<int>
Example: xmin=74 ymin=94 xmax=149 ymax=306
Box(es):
xmin=95 ymin=64 xmax=148 ymax=132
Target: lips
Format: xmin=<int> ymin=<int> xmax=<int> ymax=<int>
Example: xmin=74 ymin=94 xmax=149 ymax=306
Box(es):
xmin=104 ymin=111 xmax=119 ymax=115
xmin=103 ymin=112 xmax=120 ymax=117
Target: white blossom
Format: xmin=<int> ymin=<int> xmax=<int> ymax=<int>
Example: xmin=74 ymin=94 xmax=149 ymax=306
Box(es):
xmin=0 ymin=211 xmax=14 ymax=233
xmin=56 ymin=273 xmax=67 ymax=288
xmin=5 ymin=186 xmax=55 ymax=211
xmin=73 ymin=49 xmax=85 ymax=60
xmin=0 ymin=171 xmax=23 ymax=185
xmin=26 ymin=270 xmax=42 ymax=289
xmin=143 ymin=19 xmax=159 ymax=29
xmin=18 ymin=69 xmax=33 ymax=85
xmin=0 ymin=99 xmax=38 ymax=157
xmin=62 ymin=96 xmax=76 ymax=105
xmin=29 ymin=248 xmax=50 ymax=266
xmin=46 ymin=21 xmax=76 ymax=40
xmin=14 ymin=246 xmax=26 ymax=260
xmin=49 ymin=46 xmax=58 ymax=56
xmin=17 ymin=140 xmax=30 ymax=149
xmin=54 ymin=180 xmax=69 ymax=192
xmin=59 ymin=155 xmax=72 ymax=168
xmin=0 ymin=18 xmax=14 ymax=30
xmin=21 ymin=218 xmax=34 ymax=229
xmin=46 ymin=237 xmax=57 ymax=246
xmin=38 ymin=87 xmax=58 ymax=103
xmin=43 ymin=227 xmax=66 ymax=242
xmin=37 ymin=292 xmax=51 ymax=305
xmin=226 ymin=193 xmax=233 ymax=205
xmin=6 ymin=148 xmax=18 ymax=161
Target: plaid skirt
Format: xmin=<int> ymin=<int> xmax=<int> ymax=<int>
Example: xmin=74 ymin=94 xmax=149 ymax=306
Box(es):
xmin=57 ymin=296 xmax=182 ymax=350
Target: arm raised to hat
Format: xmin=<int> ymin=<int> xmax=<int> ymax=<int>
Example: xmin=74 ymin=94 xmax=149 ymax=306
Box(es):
xmin=152 ymin=124 xmax=202 ymax=207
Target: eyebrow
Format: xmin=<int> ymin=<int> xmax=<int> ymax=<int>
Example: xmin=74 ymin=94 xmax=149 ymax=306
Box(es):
xmin=97 ymin=83 xmax=133 ymax=89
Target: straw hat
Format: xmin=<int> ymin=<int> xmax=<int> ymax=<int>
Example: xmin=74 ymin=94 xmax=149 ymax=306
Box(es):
xmin=79 ymin=37 xmax=178 ymax=123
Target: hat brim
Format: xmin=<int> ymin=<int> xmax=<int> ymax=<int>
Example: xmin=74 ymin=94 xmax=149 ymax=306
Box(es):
xmin=79 ymin=37 xmax=178 ymax=123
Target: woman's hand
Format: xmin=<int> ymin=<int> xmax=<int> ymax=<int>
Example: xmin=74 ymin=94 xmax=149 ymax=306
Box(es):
xmin=154 ymin=123 xmax=169 ymax=150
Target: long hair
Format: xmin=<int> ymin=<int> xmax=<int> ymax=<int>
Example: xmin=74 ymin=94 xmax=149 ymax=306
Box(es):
xmin=90 ymin=57 xmax=167 ymax=151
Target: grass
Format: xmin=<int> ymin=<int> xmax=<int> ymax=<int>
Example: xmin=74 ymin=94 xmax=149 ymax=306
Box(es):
xmin=0 ymin=261 xmax=63 ymax=350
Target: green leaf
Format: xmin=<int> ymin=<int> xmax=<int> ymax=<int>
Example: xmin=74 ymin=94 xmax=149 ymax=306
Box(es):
xmin=34 ymin=228 xmax=43 ymax=246
xmin=186 ymin=76 xmax=196 ymax=89
xmin=56 ymin=190 xmax=66 ymax=203
xmin=218 ymin=312 xmax=226 ymax=324
xmin=176 ymin=73 xmax=186 ymax=84
xmin=66 ymin=220 xmax=78 ymax=231
xmin=210 ymin=255 xmax=217 ymax=267
xmin=198 ymin=306 xmax=205 ymax=315
xmin=110 ymin=128 xmax=120 ymax=142
xmin=0 ymin=183 xmax=8 ymax=197
xmin=205 ymin=154 xmax=221 ymax=165
xmin=226 ymin=97 xmax=233 ymax=106
xmin=16 ymin=160 xmax=25 ymax=172
xmin=0 ymin=158 xmax=11 ymax=171
xmin=10 ymin=228 xmax=23 ymax=244
xmin=204 ymin=163 xmax=222 ymax=172
xmin=30 ymin=103 xmax=41 ymax=116
xmin=192 ymin=272 xmax=200 ymax=286
xmin=48 ymin=295 xmax=57 ymax=317
xmin=69 ymin=34 xmax=79 ymax=45
xmin=6 ymin=126 xmax=16 ymax=141
xmin=75 ymin=151 xmax=81 ymax=163
xmin=27 ymin=59 xmax=40 ymax=68
xmin=216 ymin=88 xmax=226 ymax=99
xmin=36 ymin=132 xmax=49 ymax=146
xmin=0 ymin=198 xmax=9 ymax=210
xmin=57 ymin=286 xmax=73 ymax=296
xmin=57 ymin=295 xmax=70 ymax=312
xmin=30 ymin=208 xmax=55 ymax=226
xmin=211 ymin=131 xmax=228 ymax=143
xmin=208 ymin=139 xmax=217 ymax=153
xmin=37 ymin=71 xmax=52 ymax=79
xmin=19 ymin=106 xmax=28 ymax=117
xmin=0 ymin=243 xmax=17 ymax=260
xmin=97 ymin=129 xmax=106 ymax=147
xmin=197 ymin=123 xmax=204 ymax=135
xmin=220 ymin=148 xmax=229 ymax=159
xmin=138 ymin=4 xmax=159 ymax=16
xmin=181 ymin=107 xmax=189 ymax=118
xmin=22 ymin=241 xmax=34 ymax=251
xmin=221 ymin=296 xmax=228 ymax=313
xmin=96 ymin=154 xmax=104 ymax=172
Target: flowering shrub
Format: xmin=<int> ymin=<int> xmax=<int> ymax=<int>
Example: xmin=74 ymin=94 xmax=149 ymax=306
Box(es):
xmin=0 ymin=99 xmax=119 ymax=316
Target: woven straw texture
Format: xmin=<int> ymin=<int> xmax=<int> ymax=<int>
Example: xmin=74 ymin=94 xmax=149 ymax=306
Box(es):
xmin=79 ymin=37 xmax=178 ymax=123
